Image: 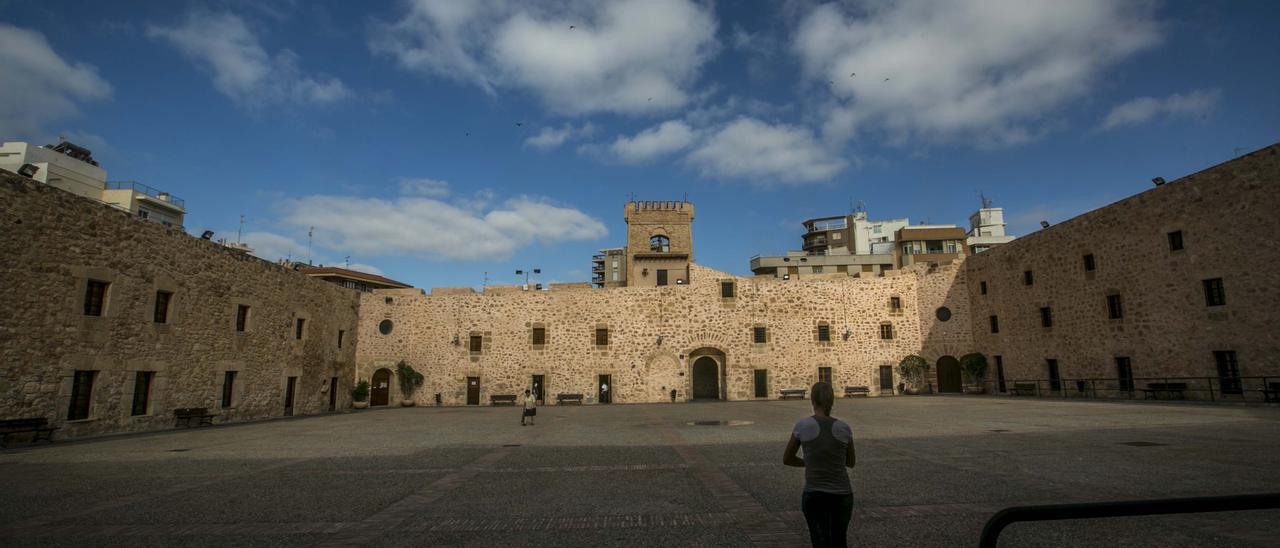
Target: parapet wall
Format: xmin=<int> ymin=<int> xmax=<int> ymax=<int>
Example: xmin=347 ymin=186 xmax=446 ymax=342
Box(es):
xmin=0 ymin=174 xmax=361 ymax=438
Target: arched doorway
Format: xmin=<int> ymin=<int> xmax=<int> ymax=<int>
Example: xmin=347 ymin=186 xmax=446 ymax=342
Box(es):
xmin=936 ymin=356 xmax=962 ymax=393
xmin=371 ymin=368 xmax=391 ymax=406
xmin=692 ymin=357 xmax=719 ymax=400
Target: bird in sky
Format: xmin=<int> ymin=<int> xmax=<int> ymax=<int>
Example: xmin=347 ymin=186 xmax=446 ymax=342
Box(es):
xmin=569 ymin=25 xmax=575 ymax=29
xmin=884 ymin=77 xmax=890 ymax=82
xmin=647 ymin=97 xmax=653 ymax=102
xmin=828 ymin=80 xmax=834 ymax=86
xmin=515 ymin=122 xmax=523 ymax=127
xmin=849 ymin=72 xmax=856 ymax=77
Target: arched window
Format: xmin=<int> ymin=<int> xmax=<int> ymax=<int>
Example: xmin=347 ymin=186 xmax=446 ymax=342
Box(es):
xmin=650 ymin=235 xmax=670 ymax=252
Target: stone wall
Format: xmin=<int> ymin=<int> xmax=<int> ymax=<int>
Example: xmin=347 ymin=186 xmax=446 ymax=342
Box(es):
xmin=355 ymin=261 xmax=976 ymax=405
xmin=965 ymin=144 xmax=1280 ymax=394
xmin=0 ymin=174 xmax=361 ymax=438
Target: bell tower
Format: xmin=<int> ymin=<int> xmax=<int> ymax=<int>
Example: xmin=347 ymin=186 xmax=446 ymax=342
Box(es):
xmin=623 ymin=200 xmax=694 ymax=287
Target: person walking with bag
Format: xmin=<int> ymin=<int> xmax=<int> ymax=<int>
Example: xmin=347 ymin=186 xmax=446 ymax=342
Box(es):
xmin=783 ymin=382 xmax=856 ymax=547
xmin=521 ymin=389 xmax=537 ymax=426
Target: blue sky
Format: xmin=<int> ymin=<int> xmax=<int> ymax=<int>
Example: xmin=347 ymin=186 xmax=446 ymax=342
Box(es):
xmin=2 ymin=0 xmax=1277 ymax=289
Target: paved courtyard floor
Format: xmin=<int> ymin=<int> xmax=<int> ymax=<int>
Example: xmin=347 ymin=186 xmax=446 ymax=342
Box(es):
xmin=1 ymin=396 xmax=1278 ymax=547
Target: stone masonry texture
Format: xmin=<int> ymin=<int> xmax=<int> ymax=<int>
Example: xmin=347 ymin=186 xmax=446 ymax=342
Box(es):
xmin=2 ymin=143 xmax=1278 ymax=440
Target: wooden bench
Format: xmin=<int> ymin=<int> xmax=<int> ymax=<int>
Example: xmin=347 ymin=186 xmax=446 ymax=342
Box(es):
xmin=1140 ymin=382 xmax=1187 ymax=400
xmin=556 ymin=393 xmax=583 ymax=405
xmin=173 ymin=407 xmax=216 ymax=428
xmin=490 ymin=394 xmax=518 ymax=406
xmin=844 ymin=386 xmax=870 ymax=398
xmin=1259 ymin=384 xmax=1280 ymax=402
xmin=0 ymin=418 xmax=59 ymax=447
xmin=1012 ymin=383 xmax=1038 ymax=396
xmin=779 ymin=388 xmax=806 ymax=400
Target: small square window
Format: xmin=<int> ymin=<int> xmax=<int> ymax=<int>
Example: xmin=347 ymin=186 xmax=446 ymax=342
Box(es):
xmin=980 ymin=281 xmax=988 ymax=295
xmin=1203 ymin=278 xmax=1225 ymax=306
xmin=879 ymin=323 xmax=894 ymax=340
xmin=595 ymin=328 xmax=609 ymax=346
xmin=752 ymin=327 xmax=767 ymax=344
xmin=1024 ymin=271 xmax=1034 ymax=285
xmin=889 ymin=296 xmax=902 ymax=312
xmin=721 ymin=281 xmax=734 ymax=299
xmin=1083 ymin=254 xmax=1096 ymax=272
xmin=153 ymin=291 xmax=173 ymax=324
xmin=1168 ymin=230 xmax=1184 ymax=251
xmin=1040 ymin=307 xmax=1053 ymax=328
xmin=84 ymin=280 xmax=108 ymax=316
xmin=469 ymin=335 xmax=483 ymax=353
xmin=1106 ymin=294 xmax=1123 ymax=319
xmin=532 ymin=327 xmax=546 ymax=346
xmin=817 ymin=324 xmax=830 ymax=342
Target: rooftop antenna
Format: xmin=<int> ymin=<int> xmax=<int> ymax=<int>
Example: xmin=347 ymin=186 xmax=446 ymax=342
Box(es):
xmin=344 ymin=256 xmax=350 ymax=269
xmin=979 ymin=191 xmax=993 ymax=209
xmin=682 ymin=192 xmax=687 ymax=204
xmin=306 ymin=226 xmax=314 ymax=265
xmin=483 ymin=271 xmax=489 ymax=289
xmin=237 ymin=214 xmax=246 ymax=244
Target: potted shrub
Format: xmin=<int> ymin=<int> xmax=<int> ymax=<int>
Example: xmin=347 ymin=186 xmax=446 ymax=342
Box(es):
xmin=960 ymin=353 xmax=989 ymax=394
xmin=897 ymin=355 xmax=928 ymax=395
xmin=351 ymin=380 xmax=370 ymax=409
xmin=396 ymin=360 xmax=424 ymax=407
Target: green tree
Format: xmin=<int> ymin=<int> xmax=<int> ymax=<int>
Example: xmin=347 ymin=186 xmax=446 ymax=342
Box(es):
xmin=897 ymin=355 xmax=928 ymax=390
xmin=396 ymin=360 xmax=424 ymax=398
xmin=960 ymin=353 xmax=989 ymax=384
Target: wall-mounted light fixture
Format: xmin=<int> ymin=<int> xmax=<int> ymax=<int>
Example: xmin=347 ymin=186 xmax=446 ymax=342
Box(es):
xmin=656 ymin=335 xmax=664 ymax=346
xmin=451 ymin=335 xmax=460 ymax=346
xmin=783 ymin=274 xmax=790 ymax=280
xmin=676 ymin=279 xmax=685 ymax=285
xmin=1039 ymin=221 xmax=1050 ymax=229
xmin=842 ymin=328 xmax=852 ymax=341
xmin=1151 ymin=177 xmax=1166 ymax=186
xmin=17 ymin=163 xmax=39 ymax=178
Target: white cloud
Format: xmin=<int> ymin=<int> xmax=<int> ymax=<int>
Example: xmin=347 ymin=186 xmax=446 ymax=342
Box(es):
xmin=792 ymin=0 xmax=1161 ymax=146
xmin=1099 ymin=89 xmax=1221 ymax=131
xmin=370 ymin=0 xmax=718 ymax=115
xmin=240 ymin=230 xmax=307 ymax=262
xmin=0 ymin=23 xmax=112 ymax=136
xmin=524 ymin=122 xmax=595 ymax=150
xmin=280 ymin=194 xmax=606 ymax=260
xmin=686 ymin=117 xmax=848 ymax=184
xmin=399 ymin=178 xmax=451 ymax=197
xmin=346 ymin=263 xmax=386 ymax=276
xmin=608 ymin=120 xmax=696 ymax=163
xmin=147 ymin=11 xmax=351 ymax=108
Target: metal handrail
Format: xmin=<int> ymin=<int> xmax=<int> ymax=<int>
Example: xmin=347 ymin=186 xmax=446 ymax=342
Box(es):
xmin=979 ymin=493 xmax=1280 ymax=548
xmin=106 ymin=180 xmax=185 ymax=208
xmin=983 ymin=375 xmax=1277 ymax=403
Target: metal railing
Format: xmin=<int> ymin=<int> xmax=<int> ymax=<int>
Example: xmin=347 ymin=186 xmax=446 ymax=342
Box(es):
xmin=106 ymin=180 xmax=185 ymax=209
xmin=979 ymin=493 xmax=1280 ymax=547
xmin=975 ymin=376 xmax=1278 ymax=403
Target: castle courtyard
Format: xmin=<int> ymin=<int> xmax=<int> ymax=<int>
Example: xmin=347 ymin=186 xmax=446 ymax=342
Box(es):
xmin=1 ymin=397 xmax=1277 ymax=547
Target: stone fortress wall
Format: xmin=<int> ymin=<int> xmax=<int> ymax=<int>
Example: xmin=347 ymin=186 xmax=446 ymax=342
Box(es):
xmin=965 ymin=144 xmax=1280 ymax=391
xmin=0 ymin=174 xmax=361 ymax=438
xmin=3 ymin=143 xmax=1277 ymax=439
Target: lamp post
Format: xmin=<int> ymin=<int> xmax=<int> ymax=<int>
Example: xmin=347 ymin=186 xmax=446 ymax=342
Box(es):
xmin=515 ymin=268 xmax=541 ymax=290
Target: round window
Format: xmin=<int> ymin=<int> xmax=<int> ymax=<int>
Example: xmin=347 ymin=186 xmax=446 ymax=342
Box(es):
xmin=378 ymin=319 xmax=393 ymax=335
xmin=936 ymin=307 xmax=952 ymax=322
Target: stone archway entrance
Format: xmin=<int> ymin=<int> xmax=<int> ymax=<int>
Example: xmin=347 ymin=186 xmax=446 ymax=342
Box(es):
xmin=936 ymin=356 xmax=962 ymax=393
xmin=692 ymin=357 xmax=719 ymax=400
xmin=371 ymin=368 xmax=391 ymax=406
xmin=687 ymin=347 xmax=727 ymax=401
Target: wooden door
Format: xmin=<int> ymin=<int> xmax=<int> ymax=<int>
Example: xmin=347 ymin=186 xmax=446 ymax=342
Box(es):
xmin=532 ymin=375 xmax=545 ymax=404
xmin=467 ymin=377 xmax=480 ymax=405
xmin=936 ymin=356 xmax=962 ymax=393
xmin=284 ymin=376 xmax=297 ymax=416
xmin=753 ymin=369 xmax=768 ymax=398
xmin=879 ymin=365 xmax=894 ymax=391
xmin=692 ymin=358 xmax=719 ymax=399
xmin=328 ymin=376 xmax=338 ymax=411
xmin=371 ymin=369 xmax=391 ymax=406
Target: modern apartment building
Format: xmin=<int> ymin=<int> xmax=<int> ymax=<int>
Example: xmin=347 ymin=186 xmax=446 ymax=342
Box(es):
xmin=752 ymin=211 xmax=907 ymax=279
xmin=297 ymin=266 xmax=411 ymax=292
xmin=895 ymin=225 xmax=969 ymax=268
xmin=592 ymin=247 xmax=627 ymax=288
xmin=0 ymin=140 xmax=186 ymax=228
xmin=966 ymin=207 xmax=1015 ymax=254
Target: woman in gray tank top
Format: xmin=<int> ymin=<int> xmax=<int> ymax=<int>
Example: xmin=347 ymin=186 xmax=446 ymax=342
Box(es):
xmin=783 ymin=382 xmax=856 ymax=547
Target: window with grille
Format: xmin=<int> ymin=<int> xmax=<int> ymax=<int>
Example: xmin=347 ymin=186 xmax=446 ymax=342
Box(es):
xmin=1083 ymin=254 xmax=1096 ymax=272
xmin=721 ymin=281 xmax=734 ymax=298
xmin=67 ymin=370 xmax=95 ymax=420
xmin=889 ymin=296 xmax=902 ymax=312
xmin=131 ymin=371 xmax=154 ymax=416
xmin=1040 ymin=307 xmax=1053 ymax=327
xmin=470 ymin=335 xmax=483 ymax=353
xmin=1107 ymin=294 xmax=1123 ymax=319
xmin=595 ymin=328 xmax=609 ymax=346
xmin=817 ymin=324 xmax=830 ymax=342
xmin=1203 ymin=278 xmax=1225 ymax=306
xmin=154 ymin=291 xmax=172 ymax=323
xmin=295 ymin=318 xmax=305 ymax=340
xmin=1168 ymin=230 xmax=1184 ymax=251
xmin=84 ymin=280 xmax=108 ymax=316
xmin=879 ymin=323 xmax=894 ymax=340
xmin=1214 ymin=351 xmax=1241 ymax=395
xmin=752 ymin=327 xmax=767 ymax=344
xmin=989 ymin=315 xmax=999 ymax=334
xmin=235 ymin=305 xmax=250 ymax=332
xmin=532 ymin=327 xmax=546 ymax=346
xmin=221 ymin=371 xmax=237 ymax=408
xmin=650 ymin=235 xmax=670 ymax=252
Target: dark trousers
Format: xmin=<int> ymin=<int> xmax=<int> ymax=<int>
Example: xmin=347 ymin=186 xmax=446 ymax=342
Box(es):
xmin=802 ymin=490 xmax=853 ymax=548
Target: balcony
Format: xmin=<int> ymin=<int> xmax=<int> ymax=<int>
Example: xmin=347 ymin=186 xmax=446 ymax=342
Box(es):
xmin=592 ymin=265 xmax=605 ymax=273
xmin=106 ymin=180 xmax=185 ymax=210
